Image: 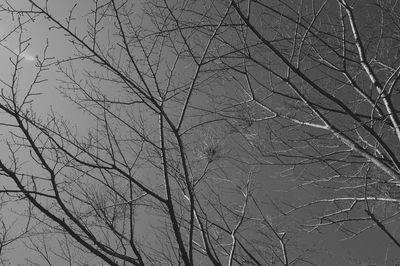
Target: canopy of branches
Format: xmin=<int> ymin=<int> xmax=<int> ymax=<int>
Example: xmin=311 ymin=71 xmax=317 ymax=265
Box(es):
xmin=0 ymin=0 xmax=399 ymax=265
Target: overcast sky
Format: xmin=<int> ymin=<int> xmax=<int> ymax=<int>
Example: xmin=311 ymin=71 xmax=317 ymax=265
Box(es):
xmin=0 ymin=1 xmax=399 ymax=265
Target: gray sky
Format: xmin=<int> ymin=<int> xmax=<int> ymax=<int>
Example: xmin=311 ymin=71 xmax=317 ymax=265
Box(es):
xmin=0 ymin=0 xmax=399 ymax=265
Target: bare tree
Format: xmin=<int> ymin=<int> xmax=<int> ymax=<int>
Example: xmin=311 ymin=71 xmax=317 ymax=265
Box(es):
xmin=144 ymin=0 xmax=400 ymax=263
xmin=0 ymin=0 xmax=399 ymax=265
xmin=179 ymin=0 xmax=400 ymax=262
xmin=0 ymin=0 xmax=299 ymax=265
